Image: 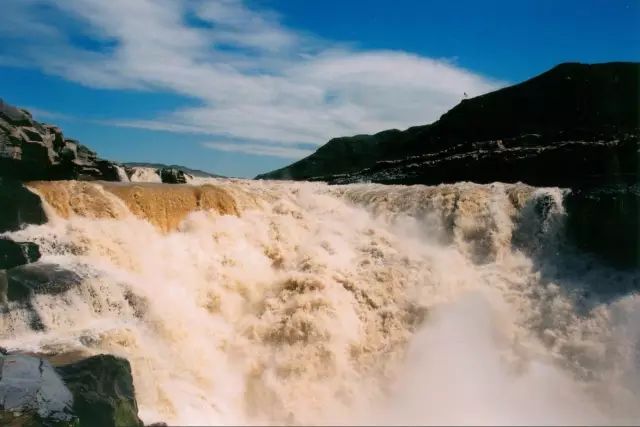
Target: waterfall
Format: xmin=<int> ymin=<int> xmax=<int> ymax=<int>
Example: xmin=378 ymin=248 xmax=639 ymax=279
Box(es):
xmin=2 ymin=178 xmax=639 ymax=425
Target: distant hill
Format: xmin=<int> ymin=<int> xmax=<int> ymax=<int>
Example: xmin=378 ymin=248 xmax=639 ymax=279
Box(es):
xmin=256 ymin=62 xmax=640 ymax=188
xmin=123 ymin=162 xmax=224 ymax=178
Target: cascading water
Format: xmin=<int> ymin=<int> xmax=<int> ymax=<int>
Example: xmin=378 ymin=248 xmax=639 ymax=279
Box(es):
xmin=115 ymin=165 xmax=131 ymax=183
xmin=1 ymin=178 xmax=639 ymax=425
xmin=128 ymin=167 xmax=163 ymax=183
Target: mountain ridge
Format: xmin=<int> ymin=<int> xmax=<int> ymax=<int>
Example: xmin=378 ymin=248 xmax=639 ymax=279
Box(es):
xmin=256 ymin=61 xmax=640 ymax=187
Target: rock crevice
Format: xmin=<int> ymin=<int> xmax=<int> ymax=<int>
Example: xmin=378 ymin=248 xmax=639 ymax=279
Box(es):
xmin=0 ymin=99 xmax=121 ymax=182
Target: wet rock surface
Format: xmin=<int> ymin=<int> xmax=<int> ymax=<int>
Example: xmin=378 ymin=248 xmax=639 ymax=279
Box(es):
xmin=56 ymin=355 xmax=143 ymax=427
xmin=0 ymin=178 xmax=47 ymax=233
xmin=0 ymin=353 xmax=78 ymax=426
xmin=159 ymin=167 xmax=188 ymax=184
xmin=5 ymin=263 xmax=83 ymax=303
xmin=0 ymin=239 xmax=41 ymax=270
xmin=0 ymin=353 xmax=144 ymax=427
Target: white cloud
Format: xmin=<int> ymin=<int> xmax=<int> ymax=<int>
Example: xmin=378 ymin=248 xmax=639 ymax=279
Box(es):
xmin=202 ymin=142 xmax=313 ymax=159
xmin=24 ymin=107 xmax=78 ymax=122
xmin=1 ymin=0 xmax=505 ymax=159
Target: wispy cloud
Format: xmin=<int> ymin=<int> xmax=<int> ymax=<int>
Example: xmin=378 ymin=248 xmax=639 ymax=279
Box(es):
xmin=202 ymin=142 xmax=313 ymax=159
xmin=24 ymin=107 xmax=78 ymax=122
xmin=1 ymin=0 xmax=505 ymax=158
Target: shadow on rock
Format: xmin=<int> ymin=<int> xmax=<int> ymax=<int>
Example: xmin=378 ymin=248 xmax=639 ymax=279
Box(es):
xmin=0 ymin=352 xmax=144 ymax=427
xmin=511 ymin=185 xmax=640 ymax=311
xmin=0 ymin=178 xmax=47 ymax=233
xmin=5 ymin=263 xmax=83 ymax=303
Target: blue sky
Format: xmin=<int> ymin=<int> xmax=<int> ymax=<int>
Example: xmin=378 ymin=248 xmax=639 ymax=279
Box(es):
xmin=1 ymin=0 xmax=638 ymax=177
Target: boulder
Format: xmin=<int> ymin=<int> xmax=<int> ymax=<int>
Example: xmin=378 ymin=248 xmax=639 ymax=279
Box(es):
xmin=0 ymin=178 xmax=47 ymax=233
xmin=0 ymin=353 xmax=144 ymax=427
xmin=0 ymin=353 xmax=78 ymax=426
xmin=0 ymin=238 xmax=40 ymax=270
xmin=159 ymin=167 xmax=187 ymax=184
xmin=56 ymin=355 xmax=143 ymax=427
xmin=5 ymin=263 xmax=83 ymax=302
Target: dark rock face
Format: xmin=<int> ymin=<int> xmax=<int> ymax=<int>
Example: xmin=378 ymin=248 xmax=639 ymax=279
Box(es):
xmin=0 ymin=238 xmax=41 ymax=270
xmin=159 ymin=167 xmax=187 ymax=184
xmin=0 ymin=353 xmax=144 ymax=427
xmin=322 ymin=135 xmax=639 ymax=188
xmin=564 ymin=184 xmax=640 ymax=269
xmin=256 ymin=62 xmax=640 ymax=188
xmin=56 ymin=355 xmax=143 ymax=427
xmin=0 ymin=178 xmax=47 ymax=233
xmin=0 ymin=353 xmax=78 ymax=426
xmin=5 ymin=263 xmax=83 ymax=303
xmin=0 ymin=99 xmax=122 ymax=182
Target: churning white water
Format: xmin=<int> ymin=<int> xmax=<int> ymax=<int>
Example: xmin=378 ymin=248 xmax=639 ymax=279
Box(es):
xmin=115 ymin=165 xmax=131 ymax=183
xmin=1 ymin=178 xmax=639 ymax=425
xmin=128 ymin=166 xmax=162 ymax=183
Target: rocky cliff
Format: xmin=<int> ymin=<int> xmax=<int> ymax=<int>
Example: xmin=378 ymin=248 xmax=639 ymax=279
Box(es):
xmin=256 ymin=62 xmax=640 ymax=187
xmin=0 ymin=99 xmax=122 ymax=182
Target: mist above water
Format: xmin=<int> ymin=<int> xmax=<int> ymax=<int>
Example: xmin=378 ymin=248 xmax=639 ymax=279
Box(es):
xmin=1 ymin=178 xmax=639 ymax=425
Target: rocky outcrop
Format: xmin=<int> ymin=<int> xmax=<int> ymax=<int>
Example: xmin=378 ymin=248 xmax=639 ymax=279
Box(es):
xmin=4 ymin=263 xmax=83 ymax=303
xmin=0 ymin=239 xmax=40 ymax=270
xmin=1 ymin=262 xmax=84 ymax=330
xmin=256 ymin=62 xmax=639 ymax=188
xmin=319 ymin=134 xmax=639 ymax=188
xmin=56 ymin=355 xmax=143 ymax=427
xmin=0 ymin=178 xmax=47 ymax=233
xmin=0 ymin=353 xmax=77 ymax=426
xmin=0 ymin=352 xmax=143 ymax=427
xmin=158 ymin=167 xmax=187 ymax=184
xmin=0 ymin=99 xmax=121 ymax=182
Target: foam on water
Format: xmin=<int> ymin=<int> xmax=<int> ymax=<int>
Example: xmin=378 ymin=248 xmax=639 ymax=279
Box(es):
xmin=128 ymin=167 xmax=162 ymax=183
xmin=1 ymin=178 xmax=639 ymax=425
